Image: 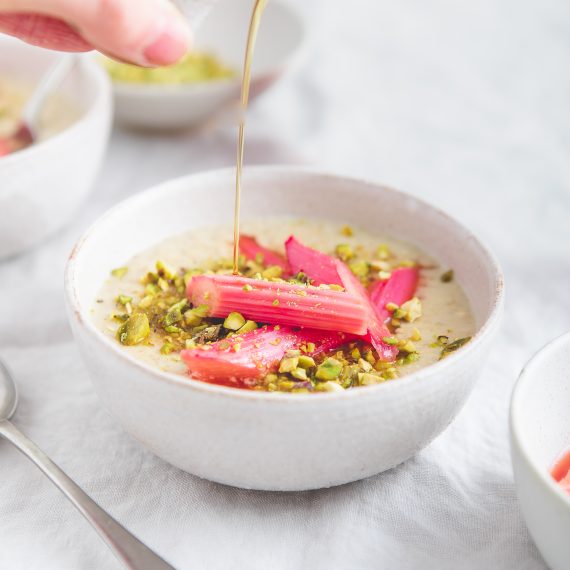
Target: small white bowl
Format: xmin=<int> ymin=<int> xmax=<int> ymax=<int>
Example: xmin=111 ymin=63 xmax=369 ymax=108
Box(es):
xmin=108 ymin=0 xmax=304 ymax=130
xmin=65 ymin=167 xmax=504 ymax=491
xmin=510 ymin=332 xmax=570 ymax=570
xmin=0 ymin=39 xmax=112 ymax=259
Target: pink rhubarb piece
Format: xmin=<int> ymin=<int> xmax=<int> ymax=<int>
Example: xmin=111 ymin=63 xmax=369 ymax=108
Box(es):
xmin=181 ymin=325 xmax=352 ymax=382
xmin=369 ymin=267 xmax=419 ymax=322
xmin=239 ymin=235 xmax=290 ymax=273
xmin=285 ymin=235 xmax=342 ymax=286
xmin=188 ymin=274 xmax=368 ymax=335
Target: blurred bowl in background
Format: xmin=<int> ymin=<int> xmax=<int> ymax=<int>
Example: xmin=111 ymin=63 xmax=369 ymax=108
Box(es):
xmin=0 ymin=39 xmax=112 ymax=260
xmin=106 ymin=0 xmax=305 ymax=130
xmin=510 ymin=331 xmax=570 ymax=570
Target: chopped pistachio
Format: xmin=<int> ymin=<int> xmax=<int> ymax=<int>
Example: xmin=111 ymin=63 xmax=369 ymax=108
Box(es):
xmin=382 ymin=336 xmax=399 ymax=346
xmin=437 ymin=335 xmax=449 ymax=345
xmin=358 ymin=358 xmax=373 ymax=372
xmin=350 ymin=347 xmax=361 ymax=360
xmin=305 ymin=342 xmax=316 ymax=353
xmin=411 ymin=328 xmax=422 ymax=342
xmin=291 ymin=368 xmax=308 ymax=381
xmin=364 ymin=350 xmax=376 ymax=365
xmin=111 ymin=267 xmax=128 ymax=278
xmin=341 ymin=225 xmax=353 ymax=237
xmin=157 ymin=278 xmax=169 ymax=291
xmin=237 ymin=320 xmax=258 ymax=334
xmin=164 ymin=325 xmax=181 ymax=334
xmin=370 ymin=260 xmax=391 ymax=272
xmin=317 ymin=381 xmax=345 ymax=392
xmin=262 ymin=265 xmax=283 ymax=279
xmin=398 ymin=260 xmax=417 ymax=268
xmin=223 ymin=312 xmax=246 ymax=331
xmin=440 ymin=337 xmax=471 ymax=359
xmin=399 ymin=297 xmax=422 ymax=322
xmin=348 ymin=260 xmax=369 ymax=278
xmin=111 ymin=313 xmax=129 ymax=323
xmin=376 ymin=244 xmax=390 ymax=260
xmin=385 ymin=302 xmax=399 ymax=312
xmin=156 ymin=260 xmax=174 ymax=280
xmin=279 ymin=356 xmax=299 ymax=373
xmin=315 ymin=357 xmax=343 ymax=381
xmin=117 ymin=313 xmax=150 ymax=346
xmin=185 ymin=339 xmax=197 ymax=349
xmin=116 ymin=294 xmax=132 ymax=306
xmin=441 ymin=269 xmax=454 ymax=283
xmin=400 ymin=340 xmax=416 ymax=354
xmin=377 ymin=271 xmax=392 ymax=280
xmin=298 ymin=355 xmax=316 ymax=369
xmin=145 ymin=283 xmax=160 ymax=296
xmin=242 ymin=284 xmax=254 ymax=291
xmin=164 ymin=299 xmax=188 ymax=326
xmin=329 ymin=284 xmax=345 ymax=292
xmin=335 ymin=244 xmax=354 ymax=261
xmin=272 ymin=299 xmax=280 ymax=306
xmin=358 ymin=372 xmax=383 ymax=386
xmin=138 ymin=295 xmax=154 ymax=309
xmin=160 ymin=342 xmax=175 ymax=355
xmin=193 ymin=304 xmax=210 ymax=318
xmin=183 ymin=309 xmax=203 ymax=327
xmin=405 ymin=352 xmax=420 ymax=364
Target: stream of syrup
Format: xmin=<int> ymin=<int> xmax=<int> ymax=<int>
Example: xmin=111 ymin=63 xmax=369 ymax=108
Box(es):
xmin=232 ymin=0 xmax=268 ymax=274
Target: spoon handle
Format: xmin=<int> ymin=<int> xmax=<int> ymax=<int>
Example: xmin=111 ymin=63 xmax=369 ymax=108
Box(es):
xmin=0 ymin=420 xmax=175 ymax=570
xmin=21 ymin=54 xmax=77 ymax=139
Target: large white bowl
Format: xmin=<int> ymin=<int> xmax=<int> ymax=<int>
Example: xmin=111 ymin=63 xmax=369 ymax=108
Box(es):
xmin=0 ymin=39 xmax=112 ymax=259
xmin=510 ymin=332 xmax=570 ymax=570
xmin=65 ymin=167 xmax=504 ymax=491
xmin=109 ymin=0 xmax=304 ymax=130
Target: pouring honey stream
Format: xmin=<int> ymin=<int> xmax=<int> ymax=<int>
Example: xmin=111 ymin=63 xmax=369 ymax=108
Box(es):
xmin=232 ymin=0 xmax=268 ymax=274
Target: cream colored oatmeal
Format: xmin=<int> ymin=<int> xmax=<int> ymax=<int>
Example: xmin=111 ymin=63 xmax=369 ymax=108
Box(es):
xmin=92 ymin=219 xmax=475 ymax=391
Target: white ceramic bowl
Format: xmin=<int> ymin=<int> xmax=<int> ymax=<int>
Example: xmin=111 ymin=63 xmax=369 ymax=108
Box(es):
xmin=0 ymin=40 xmax=112 ymax=259
xmin=108 ymin=0 xmax=304 ymax=130
xmin=65 ymin=167 xmax=503 ymax=491
xmin=510 ymin=332 xmax=570 ymax=570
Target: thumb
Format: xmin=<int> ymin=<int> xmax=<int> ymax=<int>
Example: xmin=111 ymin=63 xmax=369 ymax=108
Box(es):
xmin=0 ymin=0 xmax=192 ymax=66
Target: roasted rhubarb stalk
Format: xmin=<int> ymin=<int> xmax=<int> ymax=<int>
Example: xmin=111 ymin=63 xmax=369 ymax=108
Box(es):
xmin=239 ymin=234 xmax=290 ymax=273
xmin=369 ymin=267 xmax=419 ymax=321
xmin=335 ymin=260 xmax=398 ymax=362
xmin=181 ymin=325 xmax=351 ymax=381
xmin=188 ymin=274 xmax=368 ymax=335
xmin=285 ymin=236 xmax=342 ymax=286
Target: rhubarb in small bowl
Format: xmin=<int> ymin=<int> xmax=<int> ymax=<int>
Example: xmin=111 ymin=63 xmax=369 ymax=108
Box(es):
xmin=66 ymin=167 xmax=503 ymax=490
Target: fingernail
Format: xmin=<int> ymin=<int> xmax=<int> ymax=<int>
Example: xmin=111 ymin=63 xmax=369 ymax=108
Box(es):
xmin=143 ymin=14 xmax=191 ymax=66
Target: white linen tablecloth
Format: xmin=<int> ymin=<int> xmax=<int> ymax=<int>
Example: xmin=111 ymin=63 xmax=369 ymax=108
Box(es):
xmin=1 ymin=0 xmax=569 ymax=568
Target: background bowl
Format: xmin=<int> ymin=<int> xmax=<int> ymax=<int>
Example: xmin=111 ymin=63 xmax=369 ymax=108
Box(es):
xmin=65 ymin=167 xmax=503 ymax=491
xmin=510 ymin=332 xmax=570 ymax=570
xmin=108 ymin=0 xmax=304 ymax=130
xmin=0 ymin=40 xmax=112 ymax=259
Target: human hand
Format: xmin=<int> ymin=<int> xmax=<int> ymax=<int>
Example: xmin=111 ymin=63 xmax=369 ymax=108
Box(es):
xmin=0 ymin=0 xmax=191 ymax=66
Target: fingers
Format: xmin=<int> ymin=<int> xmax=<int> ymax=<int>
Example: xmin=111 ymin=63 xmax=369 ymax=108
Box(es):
xmin=0 ymin=0 xmax=192 ymax=66
xmin=0 ymin=14 xmax=92 ymax=51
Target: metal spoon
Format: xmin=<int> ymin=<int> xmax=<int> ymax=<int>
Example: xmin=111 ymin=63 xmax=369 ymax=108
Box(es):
xmin=3 ymin=54 xmax=76 ymax=153
xmin=0 ymin=359 xmax=176 ymax=570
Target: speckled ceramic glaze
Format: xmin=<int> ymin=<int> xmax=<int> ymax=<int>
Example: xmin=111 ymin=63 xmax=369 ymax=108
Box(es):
xmin=109 ymin=0 xmax=304 ymax=130
xmin=0 ymin=39 xmax=112 ymax=259
xmin=65 ymin=167 xmax=504 ymax=491
xmin=510 ymin=332 xmax=570 ymax=570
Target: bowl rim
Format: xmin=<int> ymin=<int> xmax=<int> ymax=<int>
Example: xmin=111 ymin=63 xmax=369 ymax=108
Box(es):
xmin=65 ymin=166 xmax=504 ymax=403
xmin=510 ymin=330 xmax=570 ymax=508
xmin=0 ymin=50 xmax=111 ymax=169
xmin=104 ymin=0 xmax=306 ymax=97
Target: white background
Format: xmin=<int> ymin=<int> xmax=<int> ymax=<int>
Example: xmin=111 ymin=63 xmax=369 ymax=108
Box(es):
xmin=1 ymin=0 xmax=569 ymax=568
